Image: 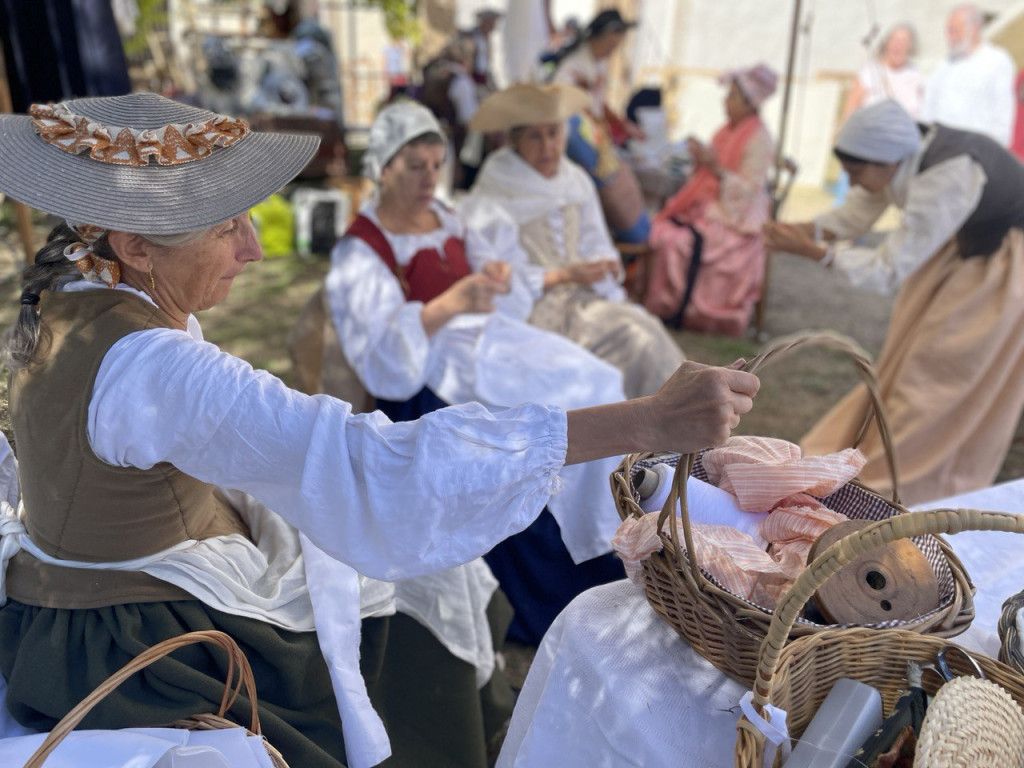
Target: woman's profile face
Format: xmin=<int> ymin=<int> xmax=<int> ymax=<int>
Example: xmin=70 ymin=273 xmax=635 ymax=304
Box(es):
xmin=589 ymin=30 xmax=625 ymax=60
xmin=149 ymin=213 xmax=262 ymax=313
xmin=841 ymin=160 xmax=898 ymax=194
xmin=884 ymin=28 xmax=913 ymax=69
xmin=724 ymin=81 xmax=754 ymax=124
xmin=379 ymin=140 xmax=445 ymax=212
xmin=513 ymin=122 xmax=566 ymax=178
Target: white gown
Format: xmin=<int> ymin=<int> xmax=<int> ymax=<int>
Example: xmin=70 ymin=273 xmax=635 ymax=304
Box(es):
xmin=325 ymin=201 xmax=627 ymax=683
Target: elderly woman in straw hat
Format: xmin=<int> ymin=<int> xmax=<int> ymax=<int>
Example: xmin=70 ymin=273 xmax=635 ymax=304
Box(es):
xmin=461 ymin=82 xmax=685 ymax=399
xmin=765 ymin=99 xmax=1024 ymax=506
xmin=0 ymin=93 xmax=759 ymax=766
xmin=642 ymin=63 xmax=778 ymax=336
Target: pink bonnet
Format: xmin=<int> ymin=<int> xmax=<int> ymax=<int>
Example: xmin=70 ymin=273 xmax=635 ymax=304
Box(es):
xmin=721 ymin=63 xmax=778 ymax=108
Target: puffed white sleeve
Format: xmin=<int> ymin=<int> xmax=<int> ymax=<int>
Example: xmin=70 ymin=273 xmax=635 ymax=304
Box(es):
xmin=88 ymin=329 xmax=567 ymax=580
xmin=325 ymin=235 xmax=431 ymax=400
xmin=576 ymin=171 xmax=627 ymax=301
xmin=464 ymin=213 xmax=542 ymax=321
xmin=829 ymin=155 xmax=986 ymax=293
xmin=813 ymin=185 xmax=891 ymax=242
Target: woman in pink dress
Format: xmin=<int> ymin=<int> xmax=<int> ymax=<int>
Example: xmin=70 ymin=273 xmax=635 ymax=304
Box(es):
xmin=643 ymin=63 xmax=777 ymax=336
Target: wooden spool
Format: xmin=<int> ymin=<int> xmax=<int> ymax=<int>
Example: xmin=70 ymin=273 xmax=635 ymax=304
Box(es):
xmin=807 ymin=519 xmax=940 ymax=625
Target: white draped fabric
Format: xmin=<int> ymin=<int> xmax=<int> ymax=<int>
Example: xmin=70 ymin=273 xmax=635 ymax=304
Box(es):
xmin=502 ymin=0 xmax=549 ymax=84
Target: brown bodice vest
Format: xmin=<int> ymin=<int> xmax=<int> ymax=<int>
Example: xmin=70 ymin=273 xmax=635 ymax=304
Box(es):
xmin=7 ymin=290 xmax=249 ymax=608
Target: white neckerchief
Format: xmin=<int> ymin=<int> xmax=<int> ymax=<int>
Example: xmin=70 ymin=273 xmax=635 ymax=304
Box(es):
xmin=473 ymin=147 xmax=593 ymax=226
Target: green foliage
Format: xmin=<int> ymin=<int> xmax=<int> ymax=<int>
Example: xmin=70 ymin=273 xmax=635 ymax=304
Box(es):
xmin=362 ymin=0 xmax=419 ymax=42
xmin=122 ymin=0 xmax=170 ymax=59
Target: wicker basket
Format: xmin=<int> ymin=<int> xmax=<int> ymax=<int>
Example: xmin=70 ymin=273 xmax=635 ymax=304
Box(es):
xmin=610 ymin=331 xmax=975 ymax=687
xmin=734 ymin=508 xmax=1024 ymax=768
xmin=999 ymin=588 xmax=1024 ymax=675
xmin=914 ymin=675 xmax=1024 ymax=768
xmin=24 ymin=630 xmax=289 ymax=768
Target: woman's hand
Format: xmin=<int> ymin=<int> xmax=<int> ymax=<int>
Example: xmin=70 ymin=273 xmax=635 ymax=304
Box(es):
xmin=546 ymin=260 xmax=620 ymax=289
xmin=564 ymin=361 xmax=760 ymax=465
xmin=762 ymin=222 xmax=828 ymax=261
xmin=688 ymin=138 xmax=719 ymax=172
xmin=420 ymin=270 xmax=511 ymax=336
xmin=644 ymin=361 xmax=759 ymax=452
xmin=481 ymin=260 xmax=511 ymax=285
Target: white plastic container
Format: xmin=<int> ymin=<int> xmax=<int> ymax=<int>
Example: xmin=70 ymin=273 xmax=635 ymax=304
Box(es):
xmin=782 ymin=678 xmax=883 ymax=768
xmin=291 ymin=187 xmax=351 ymax=256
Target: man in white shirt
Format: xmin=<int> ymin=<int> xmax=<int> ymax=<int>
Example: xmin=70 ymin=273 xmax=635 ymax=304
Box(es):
xmin=472 ymin=8 xmax=501 ymax=89
xmin=922 ymin=3 xmax=1015 ymax=145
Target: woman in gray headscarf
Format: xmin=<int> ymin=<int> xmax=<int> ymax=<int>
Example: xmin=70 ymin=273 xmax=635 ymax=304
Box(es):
xmin=764 ymin=99 xmax=1024 ymax=506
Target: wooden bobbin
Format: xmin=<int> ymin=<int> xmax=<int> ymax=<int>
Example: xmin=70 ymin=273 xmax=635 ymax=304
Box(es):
xmin=807 ymin=519 xmax=940 ymax=625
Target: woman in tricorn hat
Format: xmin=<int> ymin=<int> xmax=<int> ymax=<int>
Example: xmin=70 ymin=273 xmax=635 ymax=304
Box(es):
xmin=463 ymin=81 xmax=685 ymax=400
xmin=0 ymin=92 xmax=758 ymax=766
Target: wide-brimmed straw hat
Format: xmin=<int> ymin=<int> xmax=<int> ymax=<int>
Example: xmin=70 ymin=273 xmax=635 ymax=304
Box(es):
xmin=469 ymin=83 xmax=591 ymax=133
xmin=0 ymin=92 xmax=319 ymax=234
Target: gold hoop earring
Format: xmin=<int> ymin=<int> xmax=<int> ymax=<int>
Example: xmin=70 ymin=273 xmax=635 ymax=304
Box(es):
xmin=147 ymin=271 xmax=156 ymax=292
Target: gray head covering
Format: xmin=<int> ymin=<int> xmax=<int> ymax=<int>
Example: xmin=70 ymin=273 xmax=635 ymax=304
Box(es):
xmin=835 ymin=99 xmax=921 ymax=164
xmin=363 ymin=101 xmax=446 ymax=181
xmin=0 ymin=92 xmax=319 ymax=234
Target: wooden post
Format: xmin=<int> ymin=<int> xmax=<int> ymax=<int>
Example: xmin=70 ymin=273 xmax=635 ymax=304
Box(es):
xmin=754 ymin=0 xmax=803 ymax=339
xmin=0 ymin=35 xmax=34 ymax=263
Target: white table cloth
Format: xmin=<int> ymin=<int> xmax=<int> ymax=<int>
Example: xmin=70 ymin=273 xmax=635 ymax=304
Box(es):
xmin=498 ymin=479 xmax=1024 ymax=767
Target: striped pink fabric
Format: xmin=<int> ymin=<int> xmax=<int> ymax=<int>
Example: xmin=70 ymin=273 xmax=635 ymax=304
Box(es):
xmin=702 ymin=436 xmax=866 ymax=512
xmin=615 ymin=438 xmax=862 ymax=607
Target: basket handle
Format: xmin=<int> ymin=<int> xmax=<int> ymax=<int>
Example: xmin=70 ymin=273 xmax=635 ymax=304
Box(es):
xmin=24 ymin=630 xmax=262 ymax=768
xmin=654 ymin=330 xmax=900 ymax=591
xmin=746 ymin=508 xmax=1024 ymax=718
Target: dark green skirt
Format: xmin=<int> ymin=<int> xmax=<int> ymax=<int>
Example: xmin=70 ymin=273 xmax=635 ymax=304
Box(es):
xmin=366 ymin=590 xmax=516 ymax=768
xmin=0 ymin=599 xmax=353 ymax=767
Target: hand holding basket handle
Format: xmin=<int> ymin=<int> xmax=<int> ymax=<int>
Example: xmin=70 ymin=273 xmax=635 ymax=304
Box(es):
xmin=25 ymin=630 xmax=286 ymax=768
xmin=609 ymin=331 xmax=974 ymax=690
xmin=660 ymin=330 xmax=901 ymax=588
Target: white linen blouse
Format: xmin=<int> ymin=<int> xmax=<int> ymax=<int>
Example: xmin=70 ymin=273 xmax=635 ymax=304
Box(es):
xmin=814 ymin=128 xmax=987 ymax=293
xmin=58 ymin=281 xmax=567 ymax=768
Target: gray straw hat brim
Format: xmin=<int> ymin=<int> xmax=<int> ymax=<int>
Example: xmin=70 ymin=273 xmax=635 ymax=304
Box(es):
xmin=0 ymin=92 xmax=320 ymax=234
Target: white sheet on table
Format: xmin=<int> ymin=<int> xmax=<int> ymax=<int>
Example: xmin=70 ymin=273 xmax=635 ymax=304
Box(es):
xmin=499 ymin=479 xmax=1024 ymax=768
xmin=913 ymin=478 xmax=1024 ymax=658
xmin=0 ymin=726 xmax=274 ymax=767
xmin=498 ymin=579 xmax=747 ymax=768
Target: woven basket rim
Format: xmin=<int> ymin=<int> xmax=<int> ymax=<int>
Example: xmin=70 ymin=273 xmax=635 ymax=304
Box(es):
xmin=619 ymin=451 xmax=963 ymax=630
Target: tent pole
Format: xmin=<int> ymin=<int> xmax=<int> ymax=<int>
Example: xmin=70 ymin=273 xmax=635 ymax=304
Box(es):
xmin=755 ymin=0 xmax=803 ymax=338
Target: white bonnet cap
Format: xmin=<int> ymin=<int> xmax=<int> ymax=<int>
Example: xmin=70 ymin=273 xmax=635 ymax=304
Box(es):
xmin=363 ymin=101 xmax=446 ymax=181
xmin=835 ymin=99 xmax=921 ymax=164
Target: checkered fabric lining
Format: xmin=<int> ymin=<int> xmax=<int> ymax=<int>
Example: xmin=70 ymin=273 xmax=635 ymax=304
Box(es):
xmin=627 ymin=451 xmax=956 ymax=628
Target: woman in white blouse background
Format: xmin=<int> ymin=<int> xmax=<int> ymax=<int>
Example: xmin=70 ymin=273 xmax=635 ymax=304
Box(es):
xmin=0 ymin=94 xmax=758 ymax=768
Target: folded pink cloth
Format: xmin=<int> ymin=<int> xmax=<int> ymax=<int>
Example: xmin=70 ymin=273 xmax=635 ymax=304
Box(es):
xmin=611 ymin=514 xmax=664 ymax=584
xmin=702 ymin=436 xmax=866 ymax=512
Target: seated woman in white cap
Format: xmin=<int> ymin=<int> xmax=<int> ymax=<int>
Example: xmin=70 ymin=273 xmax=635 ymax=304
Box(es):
xmin=764 ymin=98 xmax=1024 ymax=505
xmin=461 ymin=82 xmax=685 ymax=399
xmin=643 ymin=63 xmax=778 ymax=336
xmin=320 ymin=100 xmax=649 ymax=762
xmin=0 ymin=93 xmax=759 ymax=767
